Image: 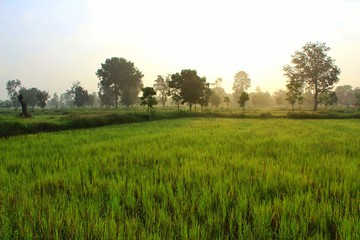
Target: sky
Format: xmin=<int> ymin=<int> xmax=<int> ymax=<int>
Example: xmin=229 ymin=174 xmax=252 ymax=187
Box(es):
xmin=1 ymin=0 xmax=359 ymax=100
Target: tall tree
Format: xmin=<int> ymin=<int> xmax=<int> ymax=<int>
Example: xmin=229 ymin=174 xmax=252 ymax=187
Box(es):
xmin=283 ymin=42 xmax=340 ymax=111
xmin=211 ymin=77 xmax=226 ymax=107
xmin=284 ymin=72 xmax=304 ymax=111
xmin=224 ymin=96 xmax=231 ymax=108
xmin=18 ymin=87 xmax=49 ymax=109
xmin=48 ymin=93 xmax=60 ymax=108
xmin=197 ymin=80 xmax=211 ymax=111
xmin=238 ymin=92 xmax=249 ymax=114
xmin=178 ymin=69 xmax=207 ymax=111
xmin=140 ymin=87 xmax=158 ymax=112
xmin=19 ymin=87 xmax=38 ymax=109
xmin=98 ymin=84 xmax=114 ymax=108
xmin=6 ymin=79 xmax=21 ymax=110
xmin=96 ymin=57 xmax=143 ymax=108
xmin=36 ymin=90 xmax=50 ymax=109
xmin=168 ymin=73 xmax=183 ymax=111
xmin=232 ymin=71 xmax=251 ymax=101
xmin=67 ymin=81 xmax=89 ymax=108
xmin=153 ymin=75 xmax=170 ymax=107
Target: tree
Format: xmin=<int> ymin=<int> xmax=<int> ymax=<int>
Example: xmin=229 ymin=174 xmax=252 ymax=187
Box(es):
xmin=232 ymin=71 xmax=251 ymax=101
xmin=355 ymin=89 xmax=360 ymax=109
xmin=6 ymin=79 xmax=21 ymax=110
xmin=67 ymin=81 xmax=89 ymax=108
xmin=18 ymin=94 xmax=31 ymax=118
xmin=18 ymin=87 xmax=49 ymax=109
xmin=273 ymin=89 xmax=287 ymax=107
xmin=96 ymin=57 xmax=143 ymax=108
xmin=48 ymin=93 xmax=60 ymax=108
xmin=98 ymin=84 xmax=114 ymax=108
xmin=59 ymin=92 xmax=73 ymax=108
xmin=283 ymin=42 xmax=340 ymax=111
xmin=86 ymin=92 xmax=100 ymax=107
xmin=198 ymin=80 xmax=212 ymax=111
xmin=284 ymin=75 xmax=304 ymax=111
xmin=319 ymin=91 xmax=337 ymax=109
xmin=179 ymin=70 xmax=205 ymax=111
xmin=335 ymin=85 xmax=355 ymax=106
xmin=140 ymin=87 xmax=158 ymax=112
xmin=210 ymin=78 xmax=226 ymax=107
xmin=238 ymin=92 xmax=249 ymax=114
xmin=224 ymin=96 xmax=231 ymax=108
xmin=18 ymin=87 xmax=38 ymax=109
xmin=0 ymin=100 xmax=12 ymax=108
xmin=36 ymin=90 xmax=50 ymax=109
xmin=209 ymin=92 xmax=221 ymax=107
xmin=168 ymin=73 xmax=183 ymax=111
xmin=250 ymin=87 xmax=273 ymax=108
xmin=153 ymin=75 xmax=170 ymax=107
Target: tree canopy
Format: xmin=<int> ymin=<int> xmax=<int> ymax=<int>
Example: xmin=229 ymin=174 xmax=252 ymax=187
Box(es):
xmin=238 ymin=91 xmax=249 ymax=114
xmin=140 ymin=87 xmax=158 ymax=112
xmin=153 ymin=75 xmax=170 ymax=108
xmin=170 ymin=70 xmax=210 ymax=111
xmin=96 ymin=57 xmax=143 ymax=108
xmin=232 ymin=71 xmax=251 ymax=101
xmin=283 ymin=42 xmax=340 ymax=111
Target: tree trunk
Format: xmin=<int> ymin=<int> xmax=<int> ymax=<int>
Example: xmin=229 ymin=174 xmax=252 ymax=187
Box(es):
xmin=313 ymin=81 xmax=318 ymax=111
xmin=18 ymin=94 xmax=31 ymax=118
xmin=313 ymin=92 xmax=318 ymax=111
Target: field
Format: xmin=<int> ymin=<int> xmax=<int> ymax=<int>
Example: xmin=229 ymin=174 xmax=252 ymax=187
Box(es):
xmin=0 ymin=118 xmax=359 ymax=239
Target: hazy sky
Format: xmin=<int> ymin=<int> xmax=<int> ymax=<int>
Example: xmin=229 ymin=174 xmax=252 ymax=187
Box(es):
xmin=1 ymin=0 xmax=359 ymax=100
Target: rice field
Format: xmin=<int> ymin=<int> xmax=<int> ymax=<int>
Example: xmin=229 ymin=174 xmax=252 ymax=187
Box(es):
xmin=0 ymin=118 xmax=359 ymax=239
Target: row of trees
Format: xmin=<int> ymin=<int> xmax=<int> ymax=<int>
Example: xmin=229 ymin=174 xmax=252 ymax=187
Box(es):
xmin=5 ymin=79 xmax=50 ymax=110
xmin=3 ymin=42 xmax=359 ymax=111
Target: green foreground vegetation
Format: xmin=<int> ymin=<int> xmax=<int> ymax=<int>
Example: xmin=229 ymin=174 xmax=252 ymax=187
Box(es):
xmin=1 ymin=107 xmax=359 ymax=138
xmin=0 ymin=118 xmax=359 ymax=239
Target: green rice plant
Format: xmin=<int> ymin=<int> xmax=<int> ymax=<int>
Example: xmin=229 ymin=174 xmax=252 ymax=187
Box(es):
xmin=0 ymin=118 xmax=359 ymax=239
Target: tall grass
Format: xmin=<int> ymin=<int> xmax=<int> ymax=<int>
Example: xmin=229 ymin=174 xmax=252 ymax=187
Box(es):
xmin=0 ymin=118 xmax=359 ymax=239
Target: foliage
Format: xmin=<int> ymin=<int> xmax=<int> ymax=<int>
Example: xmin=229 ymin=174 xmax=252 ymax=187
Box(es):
xmin=168 ymin=73 xmax=183 ymax=110
xmin=209 ymin=91 xmax=221 ymax=107
xmin=238 ymin=91 xmax=249 ymax=114
xmin=283 ymin=42 xmax=340 ymax=111
xmin=18 ymin=87 xmax=50 ymax=109
xmin=0 ymin=119 xmax=359 ymax=238
xmin=48 ymin=93 xmax=60 ymax=108
xmin=210 ymin=78 xmax=227 ymax=107
xmin=319 ymin=91 xmax=337 ymax=109
xmin=140 ymin=87 xmax=158 ymax=112
xmin=6 ymin=79 xmax=21 ymax=109
xmin=283 ymin=72 xmax=304 ymax=111
xmin=170 ymin=70 xmax=210 ymax=111
xmin=273 ymin=89 xmax=287 ymax=106
xmin=232 ymin=71 xmax=251 ymax=101
xmin=96 ymin=57 xmax=143 ymax=108
xmin=67 ymin=81 xmax=89 ymax=108
xmin=153 ymin=75 xmax=170 ymax=107
xmin=224 ymin=96 xmax=231 ymax=108
xmin=249 ymin=87 xmax=273 ymax=108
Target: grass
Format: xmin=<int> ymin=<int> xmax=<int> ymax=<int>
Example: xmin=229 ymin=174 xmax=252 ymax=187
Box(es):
xmin=0 ymin=118 xmax=359 ymax=239
xmin=1 ymin=107 xmax=360 ymax=138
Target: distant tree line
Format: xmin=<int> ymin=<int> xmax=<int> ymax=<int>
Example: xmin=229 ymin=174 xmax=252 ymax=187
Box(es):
xmin=2 ymin=42 xmax=360 ymax=111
